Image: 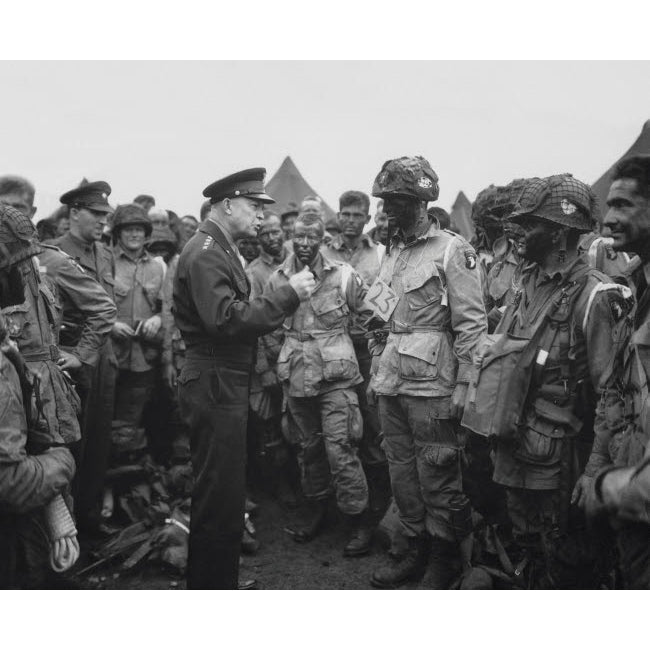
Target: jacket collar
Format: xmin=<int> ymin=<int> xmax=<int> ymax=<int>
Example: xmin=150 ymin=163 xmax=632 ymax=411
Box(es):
xmin=329 ymin=233 xmax=375 ymax=252
xmin=279 ymin=251 xmax=331 ymax=279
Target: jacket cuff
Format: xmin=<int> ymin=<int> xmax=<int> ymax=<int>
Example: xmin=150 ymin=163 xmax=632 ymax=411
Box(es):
xmin=456 ymin=362 xmax=473 ymax=384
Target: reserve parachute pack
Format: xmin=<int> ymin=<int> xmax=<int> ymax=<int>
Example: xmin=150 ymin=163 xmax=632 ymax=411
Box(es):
xmin=461 ymin=266 xmax=591 ymax=439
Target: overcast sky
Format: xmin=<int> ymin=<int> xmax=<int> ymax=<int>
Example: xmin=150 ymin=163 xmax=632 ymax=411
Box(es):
xmin=1 ymin=61 xmax=649 ymax=221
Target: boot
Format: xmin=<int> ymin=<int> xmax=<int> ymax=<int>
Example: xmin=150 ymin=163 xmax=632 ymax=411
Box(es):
xmin=370 ymin=534 xmax=430 ymax=588
xmin=422 ymin=538 xmax=462 ymax=589
xmin=343 ymin=511 xmax=374 ymax=557
xmin=288 ymin=499 xmax=328 ymax=543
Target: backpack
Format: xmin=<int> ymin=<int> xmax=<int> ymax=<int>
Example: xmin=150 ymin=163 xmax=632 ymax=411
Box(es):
xmin=461 ymin=265 xmax=591 ymax=439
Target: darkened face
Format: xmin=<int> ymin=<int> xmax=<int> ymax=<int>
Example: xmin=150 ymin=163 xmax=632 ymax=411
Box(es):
xmin=337 ymin=202 xmax=369 ymax=238
xmin=382 ymin=195 xmax=420 ymax=233
xmin=293 ymin=222 xmax=323 ymax=266
xmin=237 ymin=238 xmax=260 ymax=263
xmin=515 ymin=216 xmax=557 ymax=263
xmin=148 ymin=243 xmax=174 ymax=263
xmin=119 ymin=225 xmax=146 ymax=253
xmin=257 ymin=217 xmax=284 ymax=256
xmin=0 ymin=192 xmax=36 ymax=219
xmin=604 ymin=178 xmax=650 ymax=253
xmin=281 ymin=214 xmax=296 ymax=240
xmin=72 ymin=206 xmax=109 ymax=243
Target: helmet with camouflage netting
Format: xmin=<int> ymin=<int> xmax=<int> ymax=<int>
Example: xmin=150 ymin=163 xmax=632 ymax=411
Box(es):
xmin=507 ymin=174 xmax=596 ymax=232
xmin=0 ymin=204 xmax=42 ymax=270
xmin=372 ymin=156 xmax=439 ymax=202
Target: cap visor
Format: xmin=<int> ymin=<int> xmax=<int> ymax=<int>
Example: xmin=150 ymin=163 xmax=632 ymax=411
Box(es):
xmin=86 ymin=203 xmax=113 ymax=214
xmin=249 ymin=192 xmax=275 ymax=204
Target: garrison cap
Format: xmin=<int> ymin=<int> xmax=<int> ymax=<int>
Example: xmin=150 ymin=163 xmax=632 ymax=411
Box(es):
xmin=202 ymin=167 xmax=275 ymax=205
xmin=372 ymin=155 xmax=440 ymax=202
xmin=60 ymin=180 xmax=113 ymax=214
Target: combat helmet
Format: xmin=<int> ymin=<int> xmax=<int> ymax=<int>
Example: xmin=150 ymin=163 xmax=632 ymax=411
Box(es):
xmin=0 ymin=204 xmax=43 ymax=270
xmin=146 ymin=225 xmax=178 ymax=256
xmin=508 ymin=174 xmax=595 ymax=232
xmin=111 ymin=203 xmax=153 ymax=242
xmin=372 ymin=156 xmax=439 ymax=202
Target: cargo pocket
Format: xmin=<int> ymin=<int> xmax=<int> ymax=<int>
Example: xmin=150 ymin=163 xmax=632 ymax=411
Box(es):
xmin=344 ymin=391 xmax=363 ymax=443
xmin=276 ymin=345 xmax=292 ymax=382
xmin=319 ymin=340 xmax=358 ymax=381
xmin=397 ymin=332 xmax=440 ymax=381
xmin=423 ymin=444 xmax=458 ymax=467
xmin=403 ymin=262 xmax=444 ymax=310
xmin=3 ymin=302 xmax=32 ymax=345
xmin=515 ymin=419 xmax=564 ymax=466
xmin=177 ymin=367 xmax=200 ymax=387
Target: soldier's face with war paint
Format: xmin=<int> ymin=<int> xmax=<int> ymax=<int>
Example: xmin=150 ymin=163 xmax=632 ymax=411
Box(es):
xmin=293 ymin=221 xmax=323 ymax=266
xmin=604 ymin=178 xmax=650 ymax=253
xmin=228 ymin=197 xmax=265 ymax=239
xmin=257 ymin=215 xmax=284 ymax=256
xmin=382 ymin=196 xmax=420 ymax=233
xmin=119 ymin=225 xmax=147 ymax=254
xmin=515 ymin=216 xmax=557 ymax=264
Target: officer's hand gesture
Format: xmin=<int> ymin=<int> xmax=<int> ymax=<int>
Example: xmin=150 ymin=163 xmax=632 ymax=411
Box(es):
xmin=289 ymin=265 xmax=316 ymax=301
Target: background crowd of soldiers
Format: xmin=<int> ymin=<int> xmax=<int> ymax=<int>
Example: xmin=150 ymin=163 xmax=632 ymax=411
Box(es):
xmin=1 ymin=150 xmax=649 ymax=590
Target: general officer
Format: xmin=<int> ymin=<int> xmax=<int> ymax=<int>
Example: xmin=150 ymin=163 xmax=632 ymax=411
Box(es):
xmin=367 ymin=156 xmax=487 ymax=589
xmin=173 ymin=167 xmax=315 ymax=590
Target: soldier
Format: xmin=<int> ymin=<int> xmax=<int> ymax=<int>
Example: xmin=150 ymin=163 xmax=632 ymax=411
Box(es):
xmin=237 ymin=236 xmax=260 ymax=266
xmin=109 ymin=204 xmax=165 ymax=474
xmin=50 ymin=181 xmax=118 ymax=533
xmin=577 ymin=228 xmax=631 ymax=284
xmin=0 ymin=207 xmax=78 ymax=588
xmin=246 ymin=213 xmax=295 ymax=499
xmin=581 ymin=154 xmax=650 ymax=588
xmin=173 ymin=167 xmax=315 ymax=589
xmin=368 ymin=199 xmax=389 ymax=246
xmin=266 ymin=213 xmax=376 ymax=554
xmin=324 ymin=190 xmax=389 ymax=512
xmin=367 ymin=156 xmax=487 ymax=588
xmin=473 ymin=174 xmax=631 ymax=588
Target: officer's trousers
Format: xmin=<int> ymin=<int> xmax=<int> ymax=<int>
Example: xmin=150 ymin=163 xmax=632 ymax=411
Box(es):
xmin=289 ymin=388 xmax=369 ymax=515
xmin=178 ymin=356 xmax=250 ymax=589
xmin=378 ymin=395 xmax=472 ymax=542
xmin=74 ymin=341 xmax=116 ymax=528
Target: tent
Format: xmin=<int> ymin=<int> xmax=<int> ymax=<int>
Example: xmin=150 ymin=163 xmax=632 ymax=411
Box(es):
xmin=266 ymin=156 xmax=338 ymax=229
xmin=592 ymin=119 xmax=650 ymax=219
xmin=449 ymin=191 xmax=475 ymax=241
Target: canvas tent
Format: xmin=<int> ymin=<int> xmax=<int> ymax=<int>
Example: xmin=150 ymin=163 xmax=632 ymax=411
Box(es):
xmin=592 ymin=119 xmax=650 ymax=220
xmin=266 ymin=156 xmax=338 ymax=229
xmin=449 ymin=191 xmax=475 ymax=241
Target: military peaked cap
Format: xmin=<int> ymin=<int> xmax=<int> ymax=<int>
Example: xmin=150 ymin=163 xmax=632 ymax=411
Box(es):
xmin=203 ymin=167 xmax=275 ymax=205
xmin=60 ymin=180 xmax=113 ymax=214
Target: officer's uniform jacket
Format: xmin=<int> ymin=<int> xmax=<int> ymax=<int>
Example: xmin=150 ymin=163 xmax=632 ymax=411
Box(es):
xmin=493 ymin=257 xmax=632 ymax=491
xmin=371 ymin=221 xmax=487 ymax=399
xmin=112 ymin=245 xmax=165 ymax=372
xmin=265 ymin=252 xmax=373 ymax=398
xmin=49 ymin=232 xmax=115 ymax=301
xmin=38 ymin=244 xmax=116 ymax=368
xmin=1 ymin=258 xmax=81 ymax=448
xmin=173 ymin=218 xmax=299 ymax=363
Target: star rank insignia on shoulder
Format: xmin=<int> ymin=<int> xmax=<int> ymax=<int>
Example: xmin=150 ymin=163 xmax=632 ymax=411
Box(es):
xmin=202 ymin=235 xmax=214 ymax=250
xmin=464 ymin=250 xmax=477 ymax=270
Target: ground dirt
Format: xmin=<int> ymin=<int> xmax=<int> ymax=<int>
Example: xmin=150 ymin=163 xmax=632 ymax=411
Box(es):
xmin=71 ymin=492 xmax=398 ymax=590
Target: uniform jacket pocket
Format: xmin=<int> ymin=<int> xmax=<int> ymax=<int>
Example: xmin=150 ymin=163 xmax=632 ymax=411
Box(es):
xmin=403 ymin=262 xmax=443 ymax=310
xmin=318 ymin=336 xmax=358 ymax=382
xmin=397 ymin=331 xmax=440 ymax=381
